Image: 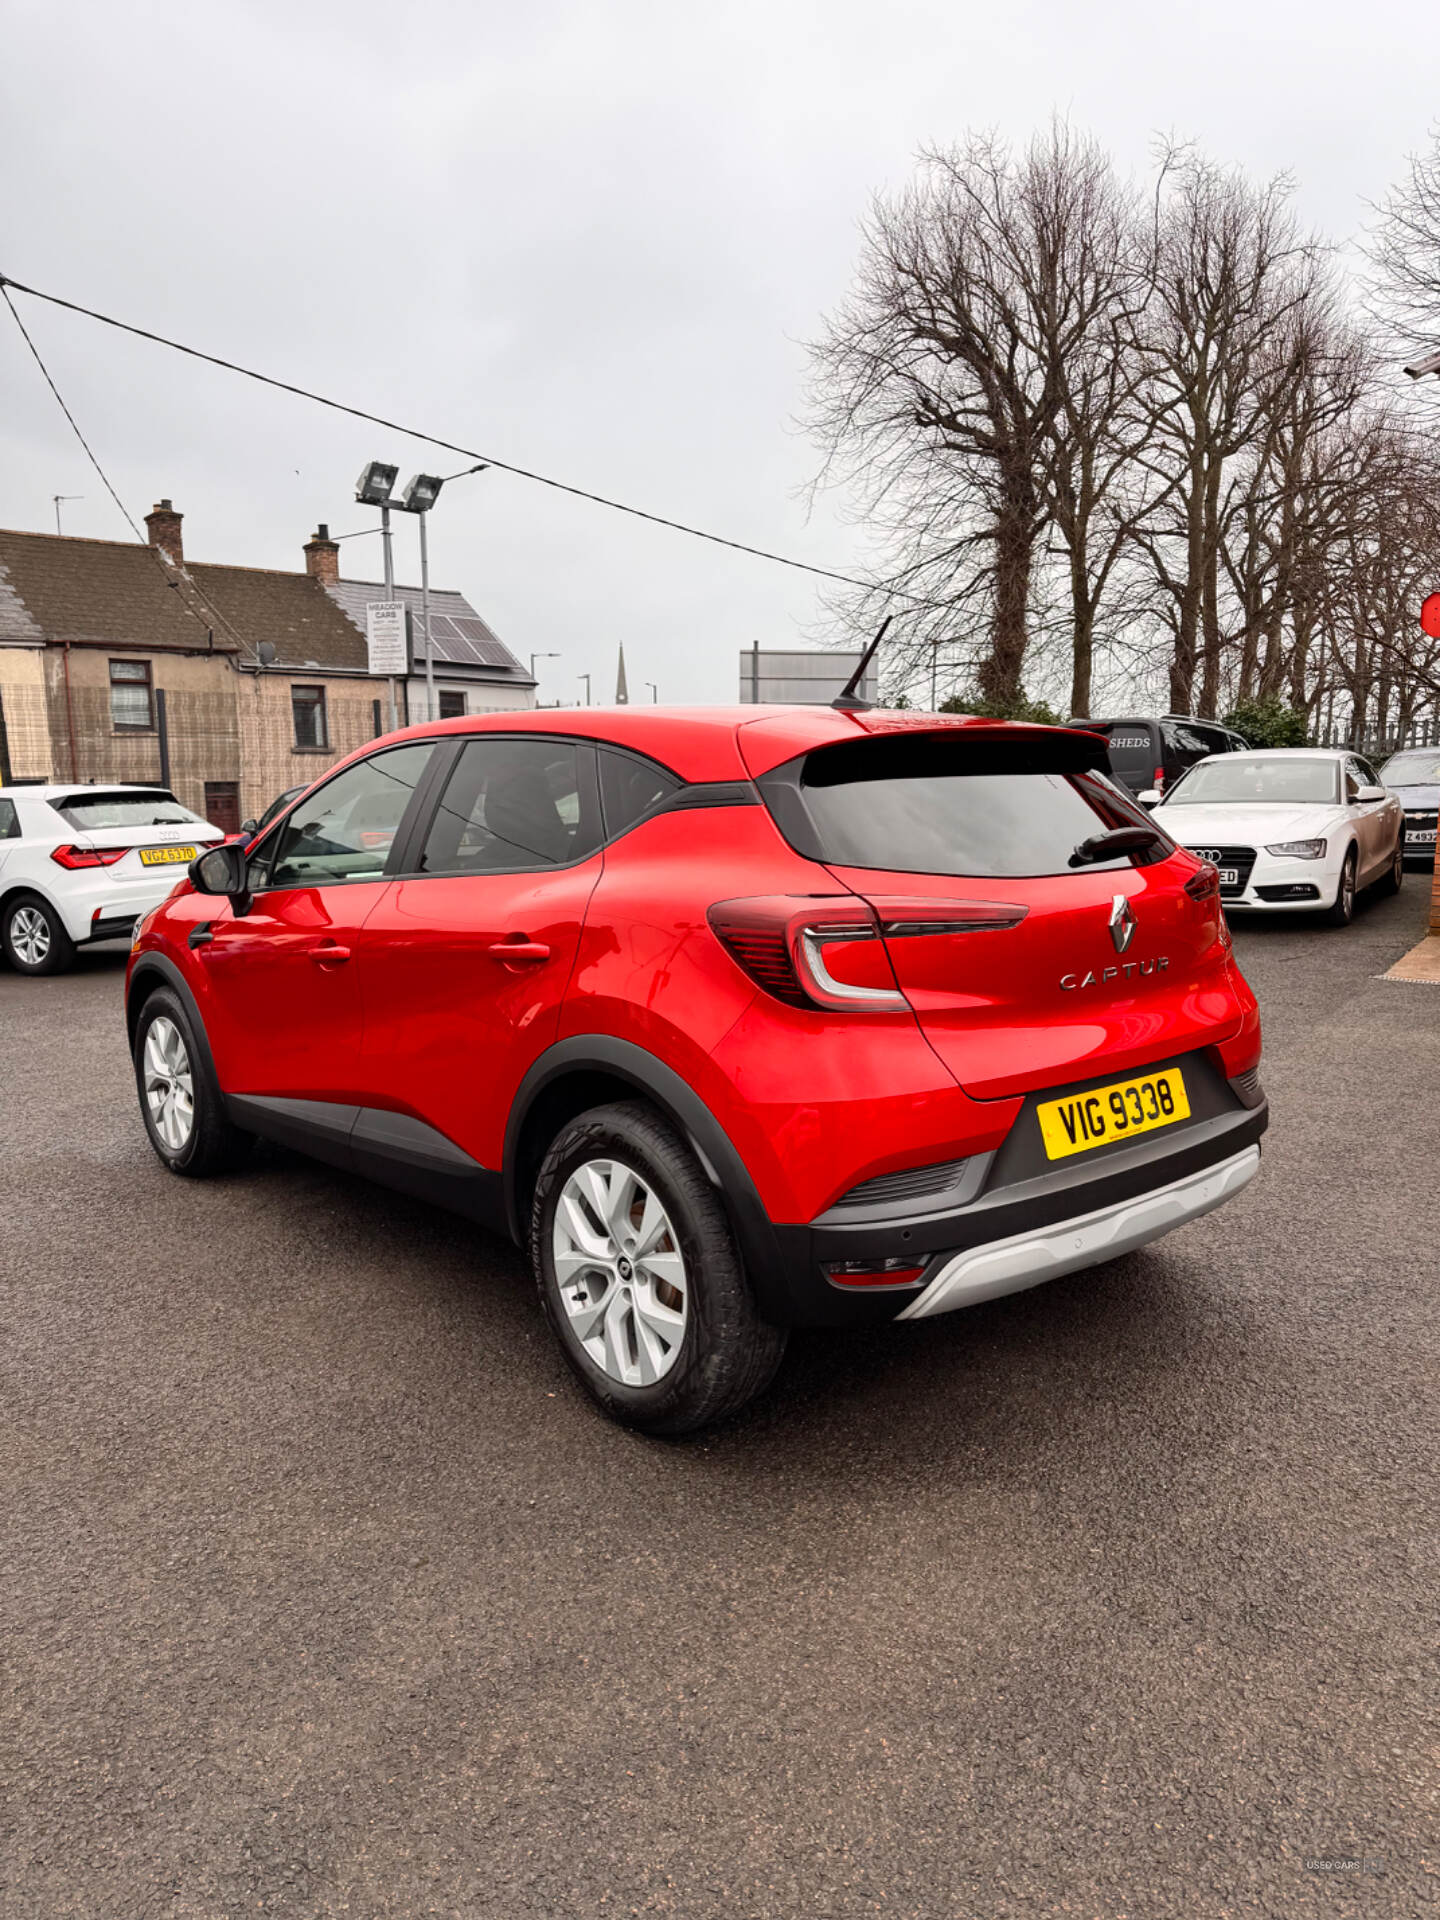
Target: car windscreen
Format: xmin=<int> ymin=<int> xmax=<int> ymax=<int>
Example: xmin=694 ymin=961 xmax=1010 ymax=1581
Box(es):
xmin=761 ymin=733 xmax=1169 ymax=878
xmin=51 ymin=790 xmax=200 ymax=829
xmin=1163 ymin=759 xmax=1339 ymax=806
xmin=1379 ymin=752 xmax=1440 ymax=786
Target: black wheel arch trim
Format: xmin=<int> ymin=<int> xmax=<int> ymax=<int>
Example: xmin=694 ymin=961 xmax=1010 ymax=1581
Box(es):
xmin=126 ymin=952 xmax=222 ymax=1088
xmin=504 ymin=1035 xmax=793 ymax=1322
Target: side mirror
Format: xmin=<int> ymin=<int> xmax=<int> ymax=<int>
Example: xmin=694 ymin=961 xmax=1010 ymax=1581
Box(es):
xmin=1357 ymin=784 xmax=1386 ymax=803
xmin=190 ymin=842 xmax=252 ymax=912
xmin=1137 ymin=790 xmax=1162 ymax=809
xmin=239 ymin=818 xmax=258 ymax=835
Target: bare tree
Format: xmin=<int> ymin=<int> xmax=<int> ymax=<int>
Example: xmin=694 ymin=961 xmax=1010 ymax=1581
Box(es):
xmin=808 ymin=125 xmax=1147 ymax=709
xmin=1369 ymin=126 xmax=1440 ymax=356
xmin=1129 ymin=148 xmax=1327 ymax=715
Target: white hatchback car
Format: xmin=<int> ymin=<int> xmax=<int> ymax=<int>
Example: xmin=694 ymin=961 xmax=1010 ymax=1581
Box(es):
xmin=0 ymin=784 xmax=226 ymax=975
xmin=1147 ymin=749 xmax=1404 ymax=925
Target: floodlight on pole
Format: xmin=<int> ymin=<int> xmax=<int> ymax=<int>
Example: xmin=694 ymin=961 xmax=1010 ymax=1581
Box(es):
xmin=355 ymin=461 xmax=398 ymax=506
xmin=398 ymin=473 xmax=445 ymax=514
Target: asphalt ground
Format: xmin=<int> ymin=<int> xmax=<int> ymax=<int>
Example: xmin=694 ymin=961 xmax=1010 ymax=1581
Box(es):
xmin=2 ymin=882 xmax=1436 ymax=1919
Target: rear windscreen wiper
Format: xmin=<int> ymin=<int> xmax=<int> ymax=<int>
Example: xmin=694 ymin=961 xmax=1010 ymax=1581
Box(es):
xmin=1069 ymin=825 xmax=1163 ymax=867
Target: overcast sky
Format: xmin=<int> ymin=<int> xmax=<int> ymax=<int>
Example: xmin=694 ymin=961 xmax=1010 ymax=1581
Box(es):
xmin=1 ymin=0 xmax=1434 ymax=707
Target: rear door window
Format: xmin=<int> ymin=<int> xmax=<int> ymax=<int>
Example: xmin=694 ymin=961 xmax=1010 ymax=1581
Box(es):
xmin=416 ymin=737 xmax=601 ymax=875
xmin=761 ymin=734 xmax=1167 ymax=878
xmin=0 ymin=799 xmax=19 ymax=840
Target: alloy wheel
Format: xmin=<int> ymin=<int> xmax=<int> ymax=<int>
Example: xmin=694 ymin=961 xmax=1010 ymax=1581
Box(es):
xmin=552 ymin=1158 xmax=689 ymax=1387
xmin=9 ymin=904 xmax=51 ymax=967
xmin=143 ymin=1016 xmax=195 ymax=1152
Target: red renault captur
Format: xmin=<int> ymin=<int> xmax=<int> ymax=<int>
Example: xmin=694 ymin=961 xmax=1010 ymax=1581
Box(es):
xmin=125 ymin=706 xmax=1265 ymax=1432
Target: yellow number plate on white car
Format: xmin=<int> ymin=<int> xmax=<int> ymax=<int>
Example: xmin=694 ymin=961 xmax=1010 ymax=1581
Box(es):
xmin=138 ymin=844 xmax=198 ymax=866
xmin=1037 ymin=1067 xmax=1190 ymax=1160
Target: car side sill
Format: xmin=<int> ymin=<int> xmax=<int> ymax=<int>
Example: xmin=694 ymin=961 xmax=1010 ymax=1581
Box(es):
xmin=224 ymin=1094 xmax=508 ymax=1234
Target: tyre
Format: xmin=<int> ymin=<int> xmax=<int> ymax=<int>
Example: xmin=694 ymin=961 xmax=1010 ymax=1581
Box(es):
xmin=1377 ymin=832 xmax=1405 ymax=896
xmin=132 ymin=987 xmax=253 ymax=1177
xmin=2 ymin=893 xmax=75 ymax=975
xmin=1324 ymin=846 xmax=1358 ymax=926
xmin=530 ymin=1100 xmax=787 ymax=1435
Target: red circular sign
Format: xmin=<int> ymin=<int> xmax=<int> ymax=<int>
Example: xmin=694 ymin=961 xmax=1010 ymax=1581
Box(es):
xmin=1423 ymin=593 xmax=1440 ymax=639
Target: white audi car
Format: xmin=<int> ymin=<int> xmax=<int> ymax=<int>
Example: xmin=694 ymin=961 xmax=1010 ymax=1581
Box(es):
xmin=0 ymin=783 xmax=226 ymax=975
xmin=1146 ymin=749 xmax=1404 ymax=925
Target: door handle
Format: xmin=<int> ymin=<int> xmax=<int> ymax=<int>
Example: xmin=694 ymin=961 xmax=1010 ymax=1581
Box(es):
xmin=308 ymin=942 xmax=352 ymax=967
xmin=488 ymin=937 xmax=551 ymax=963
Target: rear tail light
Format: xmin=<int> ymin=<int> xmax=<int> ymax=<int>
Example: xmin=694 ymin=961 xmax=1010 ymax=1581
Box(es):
xmin=50 ymin=844 xmax=128 ymax=869
xmin=873 ymin=898 xmax=1028 ymax=937
xmin=1184 ymin=863 xmax=1220 ymax=901
xmin=824 ymin=1257 xmax=929 ymax=1289
xmin=707 ymin=896 xmax=908 ymax=1011
xmin=1153 ymin=767 xmax=1165 ymax=792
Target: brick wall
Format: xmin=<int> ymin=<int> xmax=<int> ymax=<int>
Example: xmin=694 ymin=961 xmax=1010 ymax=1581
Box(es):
xmin=233 ymin=673 xmax=391 ymax=820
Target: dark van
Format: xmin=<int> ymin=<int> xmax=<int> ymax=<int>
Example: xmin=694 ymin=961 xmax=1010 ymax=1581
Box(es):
xmin=1077 ymin=715 xmax=1251 ymax=798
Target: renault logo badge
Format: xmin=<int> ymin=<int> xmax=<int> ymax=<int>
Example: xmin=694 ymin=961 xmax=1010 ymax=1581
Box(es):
xmin=1109 ymin=894 xmax=1136 ymax=954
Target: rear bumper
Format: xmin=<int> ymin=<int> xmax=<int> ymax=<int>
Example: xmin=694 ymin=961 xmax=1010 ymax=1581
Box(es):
xmin=761 ymin=1054 xmax=1267 ymax=1326
xmin=897 ymin=1145 xmax=1259 ymax=1319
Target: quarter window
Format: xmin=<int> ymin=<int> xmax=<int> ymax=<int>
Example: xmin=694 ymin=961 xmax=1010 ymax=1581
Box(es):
xmin=292 ymin=684 xmax=328 ymax=750
xmin=418 ymin=738 xmax=596 ymax=875
xmin=0 ymin=798 xmax=19 ymax=840
xmin=264 ymin=742 xmax=436 ymax=890
xmin=598 ymin=749 xmax=680 ymax=836
xmin=109 ymin=659 xmax=154 ymax=730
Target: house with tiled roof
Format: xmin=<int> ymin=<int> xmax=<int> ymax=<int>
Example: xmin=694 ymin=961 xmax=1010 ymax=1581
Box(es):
xmin=0 ymin=501 xmax=534 ymax=825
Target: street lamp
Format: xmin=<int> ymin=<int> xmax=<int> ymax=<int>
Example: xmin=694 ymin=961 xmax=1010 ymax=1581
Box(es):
xmin=1403 ymin=350 xmax=1440 ymax=379
xmin=645 ymin=682 xmax=658 ymax=703
xmin=355 ymin=462 xmax=403 ymax=728
xmin=578 ymin=673 xmax=592 ymax=706
xmin=358 ymin=461 xmax=488 ymax=727
xmin=396 ymin=473 xmax=446 ymax=726
xmin=529 ymin=651 xmax=560 ymax=701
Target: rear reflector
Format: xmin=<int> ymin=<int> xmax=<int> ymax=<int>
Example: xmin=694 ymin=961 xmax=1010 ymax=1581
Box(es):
xmin=824 ymin=1258 xmax=929 ymax=1289
xmin=51 ymin=844 xmax=128 ymax=869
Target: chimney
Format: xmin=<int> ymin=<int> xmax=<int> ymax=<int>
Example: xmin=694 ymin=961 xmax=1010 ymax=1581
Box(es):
xmin=144 ymin=498 xmax=183 ymax=566
xmin=304 ymin=522 xmax=340 ymax=585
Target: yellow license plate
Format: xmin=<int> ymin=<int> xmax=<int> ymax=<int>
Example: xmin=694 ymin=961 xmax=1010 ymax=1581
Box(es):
xmin=138 ymin=844 xmax=197 ymax=866
xmin=1037 ymin=1067 xmax=1190 ymax=1160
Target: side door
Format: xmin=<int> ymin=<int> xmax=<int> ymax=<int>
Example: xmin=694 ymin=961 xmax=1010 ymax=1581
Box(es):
xmin=354 ymin=733 xmax=607 ymax=1172
xmin=1342 ymin=757 xmax=1383 ymax=877
xmin=194 ymin=741 xmax=440 ymax=1101
xmin=1356 ymin=756 xmax=1400 ymax=874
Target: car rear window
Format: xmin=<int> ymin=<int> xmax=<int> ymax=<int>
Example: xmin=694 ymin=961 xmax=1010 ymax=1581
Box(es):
xmin=761 ymin=734 xmax=1169 ymax=878
xmin=51 ymin=790 xmax=199 ymax=829
xmin=1090 ymin=724 xmax=1157 ymax=784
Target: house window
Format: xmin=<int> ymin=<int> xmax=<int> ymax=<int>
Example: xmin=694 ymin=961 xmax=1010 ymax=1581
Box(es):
xmin=292 ymin=685 xmax=328 ymax=750
xmin=438 ymin=690 xmax=467 ymax=719
xmin=109 ymin=659 xmax=154 ymax=730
